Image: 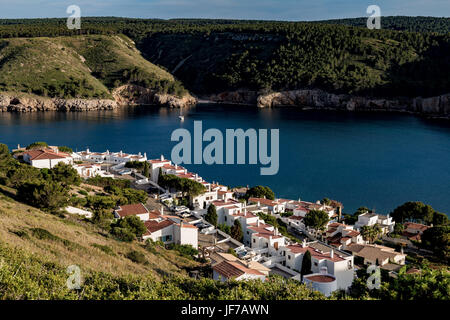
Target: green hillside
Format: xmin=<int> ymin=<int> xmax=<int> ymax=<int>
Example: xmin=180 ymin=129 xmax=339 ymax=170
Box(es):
xmin=0 ymin=17 xmax=448 ymax=99
xmin=0 ymin=35 xmax=186 ymax=99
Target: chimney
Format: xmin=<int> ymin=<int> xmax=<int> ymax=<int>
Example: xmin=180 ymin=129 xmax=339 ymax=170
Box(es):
xmin=144 ymin=152 xmax=147 ymax=158
xmin=400 ymin=246 xmax=404 ymax=255
xmin=302 ymin=239 xmax=307 ymax=248
xmin=160 ymin=206 xmax=164 ymax=215
xmin=257 ymin=220 xmax=260 ymax=227
xmin=138 ymin=152 xmax=141 ymax=156
xmin=86 ymin=148 xmax=90 ymax=153
xmin=175 ymin=164 xmax=178 ymax=169
xmin=17 ymin=144 xmax=20 ymax=149
xmin=160 ymin=154 xmax=164 ymax=161
xmin=330 ymin=249 xmax=334 ymax=259
xmin=257 ymin=201 xmax=261 ymax=207
xmin=120 ymin=150 xmax=123 ymax=156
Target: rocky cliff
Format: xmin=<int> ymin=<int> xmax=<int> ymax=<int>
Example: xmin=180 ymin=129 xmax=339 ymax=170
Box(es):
xmin=112 ymin=85 xmax=197 ymax=108
xmin=0 ymin=85 xmax=197 ymax=112
xmin=204 ymin=89 xmax=450 ymax=118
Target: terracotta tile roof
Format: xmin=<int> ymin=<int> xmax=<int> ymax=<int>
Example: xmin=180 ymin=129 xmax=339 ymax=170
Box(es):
xmin=248 ymin=197 xmax=279 ymax=207
xmin=144 ymin=219 xmax=174 ymax=234
xmin=404 ymin=222 xmax=430 ymax=232
xmin=304 ymin=275 xmax=335 ymax=283
xmin=288 ymin=215 xmax=304 ymax=221
xmin=115 ymin=203 xmax=149 ymax=218
xmin=25 ymin=149 xmax=71 ymax=161
xmin=213 ymin=260 xmax=264 ymax=278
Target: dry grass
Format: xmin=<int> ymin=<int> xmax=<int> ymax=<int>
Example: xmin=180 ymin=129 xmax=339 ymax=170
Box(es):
xmin=0 ymin=187 xmax=199 ymax=280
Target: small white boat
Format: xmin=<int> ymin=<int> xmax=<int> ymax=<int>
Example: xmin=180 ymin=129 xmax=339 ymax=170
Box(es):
xmin=179 ymin=115 xmax=185 ymax=121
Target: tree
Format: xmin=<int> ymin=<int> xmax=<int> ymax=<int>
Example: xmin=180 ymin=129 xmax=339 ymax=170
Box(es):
xmin=17 ymin=180 xmax=68 ymax=212
xmin=143 ymin=161 xmax=150 ymax=178
xmin=421 ymin=226 xmax=449 ymax=261
xmin=6 ymin=164 xmax=41 ymax=188
xmin=391 ymin=201 xmax=435 ymax=224
xmin=58 ymin=146 xmax=73 ymax=153
xmin=26 ymin=141 xmax=48 ymax=150
xmin=393 ymin=223 xmax=405 ymax=235
xmin=49 ymin=162 xmax=81 ymax=187
xmin=432 ymin=212 xmax=448 ymax=226
xmin=205 ymin=204 xmax=218 ymax=227
xmin=111 ymin=216 xmax=147 ymax=241
xmin=360 ymin=224 xmax=382 ymax=243
xmin=303 ymin=210 xmax=329 ymax=233
xmin=230 ymin=220 xmax=243 ymax=242
xmin=301 ymin=250 xmax=312 ymax=278
xmin=245 ymin=186 xmax=275 ymax=200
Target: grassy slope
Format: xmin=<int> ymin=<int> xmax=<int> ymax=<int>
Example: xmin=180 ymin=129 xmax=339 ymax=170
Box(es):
xmin=0 ymin=35 xmax=175 ymax=99
xmin=0 ymin=185 xmax=199 ymax=280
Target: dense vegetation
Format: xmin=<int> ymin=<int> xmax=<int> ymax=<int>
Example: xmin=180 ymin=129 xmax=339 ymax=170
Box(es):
xmin=0 ymin=17 xmax=448 ymax=99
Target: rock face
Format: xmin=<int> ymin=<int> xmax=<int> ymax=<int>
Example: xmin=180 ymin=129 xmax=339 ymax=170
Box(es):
xmin=113 ymin=85 xmax=197 ymax=108
xmin=0 ymin=94 xmax=118 ymax=112
xmin=0 ymin=85 xmax=197 ymax=112
xmin=205 ymin=89 xmax=450 ymax=118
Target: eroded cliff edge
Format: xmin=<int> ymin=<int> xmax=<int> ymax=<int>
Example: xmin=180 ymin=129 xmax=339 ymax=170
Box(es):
xmin=0 ymin=85 xmax=197 ymax=112
xmin=206 ymin=89 xmax=450 ymax=118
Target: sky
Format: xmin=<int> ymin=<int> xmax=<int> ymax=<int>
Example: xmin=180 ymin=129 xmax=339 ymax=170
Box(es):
xmin=0 ymin=0 xmax=449 ymax=20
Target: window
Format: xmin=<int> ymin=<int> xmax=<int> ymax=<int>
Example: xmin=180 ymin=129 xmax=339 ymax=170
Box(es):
xmin=288 ymin=255 xmax=291 ymax=260
xmin=314 ymin=262 xmax=318 ymax=267
xmin=253 ymin=239 xmax=256 ymax=243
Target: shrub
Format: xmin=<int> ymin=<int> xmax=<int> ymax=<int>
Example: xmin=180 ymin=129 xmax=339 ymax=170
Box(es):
xmin=126 ymin=250 xmax=147 ymax=264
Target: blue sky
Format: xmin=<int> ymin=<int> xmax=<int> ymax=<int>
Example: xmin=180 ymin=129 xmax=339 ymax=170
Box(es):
xmin=0 ymin=0 xmax=449 ymax=20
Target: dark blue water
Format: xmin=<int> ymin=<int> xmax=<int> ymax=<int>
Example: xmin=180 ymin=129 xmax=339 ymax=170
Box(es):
xmin=1 ymin=104 xmax=449 ymax=215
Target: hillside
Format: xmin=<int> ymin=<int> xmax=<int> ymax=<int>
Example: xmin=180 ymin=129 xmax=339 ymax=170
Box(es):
xmin=0 ymin=186 xmax=327 ymax=300
xmin=138 ymin=23 xmax=450 ymax=98
xmin=0 ymin=185 xmax=199 ymax=280
xmin=0 ymin=34 xmax=187 ymax=100
xmin=0 ymin=18 xmax=449 ymax=102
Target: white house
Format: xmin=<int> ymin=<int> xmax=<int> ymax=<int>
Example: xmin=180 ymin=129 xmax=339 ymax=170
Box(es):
xmin=355 ymin=212 xmax=395 ymax=234
xmin=346 ymin=243 xmax=406 ymax=266
xmin=79 ymin=148 xmax=147 ymax=165
xmin=72 ymin=163 xmax=114 ymax=178
xmin=303 ymin=272 xmax=338 ymax=297
xmin=22 ymin=149 xmax=73 ymax=169
xmin=280 ymin=241 xmax=355 ymax=291
xmin=114 ymin=203 xmax=150 ymax=221
xmin=325 ymin=222 xmax=365 ymax=249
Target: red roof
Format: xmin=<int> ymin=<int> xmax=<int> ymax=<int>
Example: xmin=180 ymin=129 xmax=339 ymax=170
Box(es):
xmin=248 ymin=197 xmax=279 ymax=207
xmin=404 ymin=222 xmax=430 ymax=232
xmin=25 ymin=149 xmax=70 ymax=161
xmin=304 ymin=275 xmax=335 ymax=283
xmin=115 ymin=203 xmax=149 ymax=218
xmin=144 ymin=219 xmax=174 ymax=234
xmin=213 ymin=260 xmax=263 ymax=278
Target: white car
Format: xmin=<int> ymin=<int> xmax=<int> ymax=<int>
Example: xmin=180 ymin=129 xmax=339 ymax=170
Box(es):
xmin=174 ymin=206 xmax=189 ymax=213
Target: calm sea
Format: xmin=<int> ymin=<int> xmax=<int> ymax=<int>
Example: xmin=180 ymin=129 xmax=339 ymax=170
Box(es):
xmin=0 ymin=104 xmax=449 ymax=215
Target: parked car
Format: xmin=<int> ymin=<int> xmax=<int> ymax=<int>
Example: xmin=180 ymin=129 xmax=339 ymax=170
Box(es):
xmin=174 ymin=206 xmax=189 ymax=213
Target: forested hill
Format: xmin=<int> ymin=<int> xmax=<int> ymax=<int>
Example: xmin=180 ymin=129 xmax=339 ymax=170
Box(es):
xmin=0 ymin=17 xmax=449 ymax=99
xmin=317 ymin=16 xmax=450 ymax=34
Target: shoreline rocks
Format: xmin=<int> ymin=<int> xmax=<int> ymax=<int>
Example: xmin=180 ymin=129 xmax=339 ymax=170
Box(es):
xmin=203 ymin=89 xmax=450 ymax=118
xmin=0 ymin=84 xmax=197 ymax=113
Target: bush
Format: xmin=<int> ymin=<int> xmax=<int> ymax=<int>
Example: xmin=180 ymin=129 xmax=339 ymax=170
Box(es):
xmin=168 ymin=244 xmax=198 ymax=258
xmin=126 ymin=250 xmax=147 ymax=264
